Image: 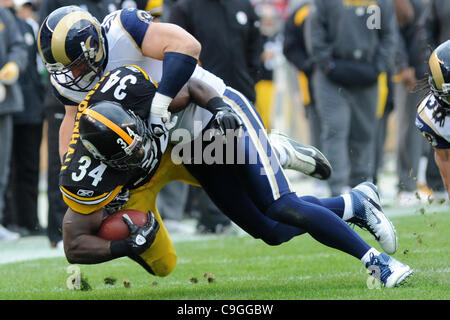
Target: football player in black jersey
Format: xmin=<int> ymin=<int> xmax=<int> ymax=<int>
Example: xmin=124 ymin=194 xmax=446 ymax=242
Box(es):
xmin=60 ymin=64 xmax=412 ymax=287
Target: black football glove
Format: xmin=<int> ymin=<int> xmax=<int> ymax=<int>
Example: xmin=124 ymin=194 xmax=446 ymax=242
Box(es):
xmin=206 ymin=97 xmax=243 ymax=138
xmin=122 ymin=211 xmax=159 ymax=256
xmin=212 ymin=106 xmax=243 ymax=136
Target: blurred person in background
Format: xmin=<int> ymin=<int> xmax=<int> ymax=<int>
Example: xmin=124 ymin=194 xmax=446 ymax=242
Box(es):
xmin=305 ymin=0 xmax=397 ymax=196
xmin=0 ymin=4 xmax=27 ymax=241
xmin=14 ymin=0 xmax=39 ymax=35
xmin=394 ymin=0 xmax=436 ymax=206
xmin=371 ymin=0 xmax=414 ymax=190
xmin=2 ymin=0 xmax=45 ymax=237
xmin=120 ymin=0 xmax=163 ymax=19
xmin=168 ymin=0 xmax=262 ymax=234
xmin=283 ymin=0 xmax=329 ymax=197
xmin=38 ymin=0 xmax=119 ymax=247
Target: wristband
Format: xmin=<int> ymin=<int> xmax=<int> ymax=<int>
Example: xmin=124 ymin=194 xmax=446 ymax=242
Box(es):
xmin=110 ymin=240 xmax=131 ymax=258
xmin=150 ymin=92 xmax=173 ymax=118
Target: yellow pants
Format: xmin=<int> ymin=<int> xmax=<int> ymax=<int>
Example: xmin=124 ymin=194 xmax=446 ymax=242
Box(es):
xmin=254 ymin=80 xmax=274 ymax=129
xmin=121 ymin=147 xmax=199 ymax=276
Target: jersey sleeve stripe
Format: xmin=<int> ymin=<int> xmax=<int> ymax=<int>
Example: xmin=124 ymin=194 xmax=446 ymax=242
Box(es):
xmin=417 ymin=106 xmax=441 ymax=136
xmin=61 ymin=185 xmax=123 ymax=214
xmin=84 ymin=108 xmax=134 ymax=145
xmin=59 ymin=185 xmax=111 ymax=202
xmin=124 ymin=64 xmax=158 ymax=87
xmin=124 ymin=64 xmax=149 ymax=80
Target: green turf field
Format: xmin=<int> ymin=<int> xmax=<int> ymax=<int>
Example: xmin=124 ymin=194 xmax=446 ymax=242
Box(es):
xmin=0 ymin=210 xmax=448 ymax=300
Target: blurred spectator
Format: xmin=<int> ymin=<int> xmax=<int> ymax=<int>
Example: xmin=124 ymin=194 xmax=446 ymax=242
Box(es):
xmin=428 ymin=0 xmax=450 ymax=47
xmin=422 ymin=0 xmax=450 ymax=200
xmin=394 ymin=0 xmax=436 ymax=205
xmin=2 ymin=0 xmax=45 ymax=236
xmin=120 ymin=0 xmax=163 ymax=19
xmin=371 ymin=72 xmax=394 ymax=187
xmin=283 ymin=0 xmax=329 ymax=196
xmin=254 ymin=2 xmax=283 ymax=130
xmin=283 ymin=1 xmax=314 ymax=146
xmin=0 ymin=4 xmax=27 ymax=241
xmin=305 ymin=0 xmax=397 ymax=196
xmin=168 ymin=0 xmax=262 ymax=233
xmin=14 ymin=0 xmax=39 ymax=35
xmin=38 ymin=0 xmax=119 ymax=247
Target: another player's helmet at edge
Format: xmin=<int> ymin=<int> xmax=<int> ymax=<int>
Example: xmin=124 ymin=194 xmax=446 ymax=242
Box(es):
xmin=37 ymin=6 xmax=106 ymax=92
xmin=429 ymin=40 xmax=450 ymax=109
xmin=79 ymin=101 xmax=155 ymax=171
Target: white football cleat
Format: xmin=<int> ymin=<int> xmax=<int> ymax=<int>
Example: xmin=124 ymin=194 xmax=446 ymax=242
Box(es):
xmin=269 ymin=131 xmax=332 ymax=180
xmin=349 ymin=182 xmax=398 ymax=254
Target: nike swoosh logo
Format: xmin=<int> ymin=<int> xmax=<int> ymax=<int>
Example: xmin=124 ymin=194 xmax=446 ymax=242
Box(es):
xmin=365 ymin=198 xmax=382 ymax=224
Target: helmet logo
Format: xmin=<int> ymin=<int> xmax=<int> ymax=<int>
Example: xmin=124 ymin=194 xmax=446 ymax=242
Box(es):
xmin=137 ymin=10 xmax=152 ymax=24
xmin=84 ymin=35 xmax=104 ymax=64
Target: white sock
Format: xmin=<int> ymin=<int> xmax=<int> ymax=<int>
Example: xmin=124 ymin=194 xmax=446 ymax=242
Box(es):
xmin=360 ymin=247 xmax=381 ymax=266
xmin=342 ymin=193 xmax=354 ymax=221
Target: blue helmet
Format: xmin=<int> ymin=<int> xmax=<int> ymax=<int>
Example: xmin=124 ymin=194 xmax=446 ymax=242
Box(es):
xmin=429 ymin=40 xmax=450 ymax=108
xmin=38 ymin=6 xmax=106 ymax=91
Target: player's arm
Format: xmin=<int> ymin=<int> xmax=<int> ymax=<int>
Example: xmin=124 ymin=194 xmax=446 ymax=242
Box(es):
xmin=142 ymin=20 xmax=201 ymax=120
xmin=170 ymin=79 xmax=243 ymax=133
xmin=169 ymin=78 xmax=221 ymax=112
xmin=433 ymin=148 xmax=450 ymax=198
xmin=62 ymin=207 xmax=111 ymax=264
xmin=63 ymin=207 xmax=159 ymax=264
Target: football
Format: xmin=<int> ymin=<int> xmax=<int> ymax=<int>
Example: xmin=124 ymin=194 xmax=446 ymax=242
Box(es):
xmin=97 ymin=209 xmax=148 ymax=241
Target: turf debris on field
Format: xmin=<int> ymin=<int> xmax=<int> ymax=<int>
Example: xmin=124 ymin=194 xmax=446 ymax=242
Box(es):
xmin=0 ymin=211 xmax=448 ymax=300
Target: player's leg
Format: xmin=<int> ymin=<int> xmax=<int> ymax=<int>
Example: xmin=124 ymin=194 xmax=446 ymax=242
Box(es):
xmin=220 ymin=88 xmax=411 ymax=286
xmin=122 ymin=185 xmax=177 ymax=277
xmin=184 ymin=160 xmax=307 ymax=246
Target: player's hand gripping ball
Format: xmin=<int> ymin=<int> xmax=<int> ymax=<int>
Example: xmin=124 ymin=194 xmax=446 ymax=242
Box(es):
xmin=97 ymin=209 xmax=149 ymax=241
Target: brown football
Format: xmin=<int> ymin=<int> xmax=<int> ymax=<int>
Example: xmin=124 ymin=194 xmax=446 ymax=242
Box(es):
xmin=97 ymin=209 xmax=148 ymax=241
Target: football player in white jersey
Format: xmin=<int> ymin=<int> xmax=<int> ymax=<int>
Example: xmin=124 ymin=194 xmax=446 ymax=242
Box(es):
xmin=415 ymin=40 xmax=450 ymax=198
xmin=37 ymin=5 xmax=332 ymax=181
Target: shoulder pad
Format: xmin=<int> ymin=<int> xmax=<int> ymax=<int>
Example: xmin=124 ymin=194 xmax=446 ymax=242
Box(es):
xmin=119 ymin=8 xmax=153 ymax=48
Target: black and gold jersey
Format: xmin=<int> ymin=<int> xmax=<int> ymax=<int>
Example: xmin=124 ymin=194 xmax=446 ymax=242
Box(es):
xmin=59 ymin=65 xmax=160 ymax=214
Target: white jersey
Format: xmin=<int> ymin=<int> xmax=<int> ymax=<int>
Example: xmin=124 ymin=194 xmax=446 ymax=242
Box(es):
xmin=415 ymin=94 xmax=450 ymax=149
xmin=50 ymin=8 xmax=227 ymax=134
